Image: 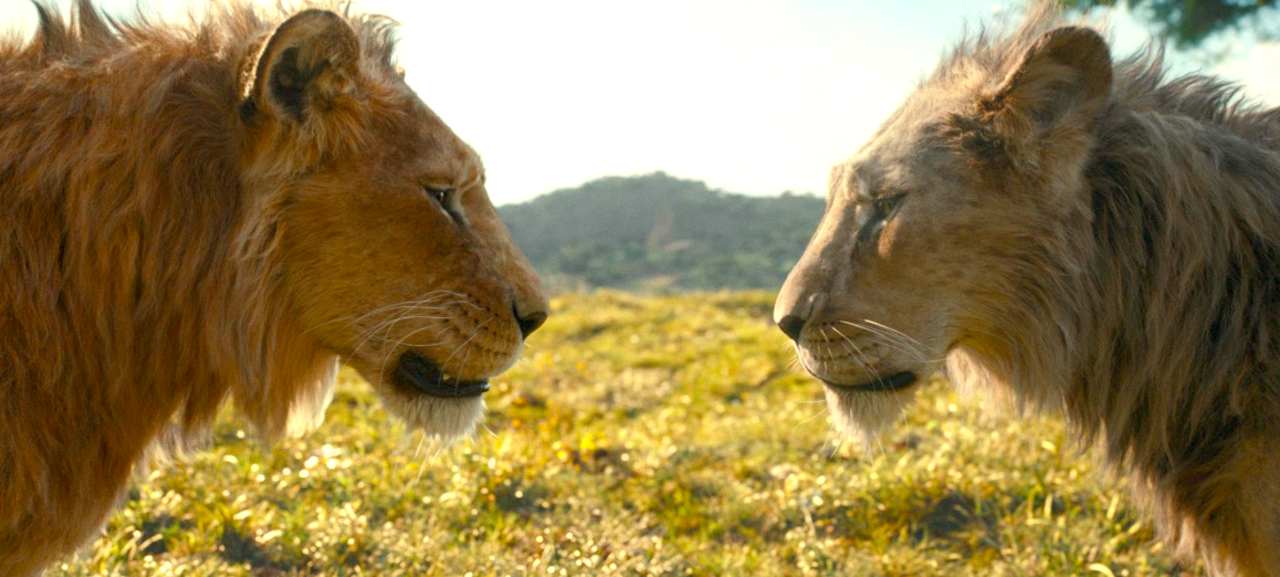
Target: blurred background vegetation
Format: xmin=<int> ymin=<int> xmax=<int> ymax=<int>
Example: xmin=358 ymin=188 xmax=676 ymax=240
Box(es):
xmin=498 ymin=173 xmax=823 ymax=292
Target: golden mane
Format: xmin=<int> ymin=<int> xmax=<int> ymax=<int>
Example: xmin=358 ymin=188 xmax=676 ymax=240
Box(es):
xmin=0 ymin=1 xmax=553 ymax=573
xmin=1 ymin=1 xmax=401 ymax=72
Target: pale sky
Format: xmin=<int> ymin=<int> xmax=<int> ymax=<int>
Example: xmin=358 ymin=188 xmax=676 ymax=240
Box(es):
xmin=3 ymin=0 xmax=1278 ymax=204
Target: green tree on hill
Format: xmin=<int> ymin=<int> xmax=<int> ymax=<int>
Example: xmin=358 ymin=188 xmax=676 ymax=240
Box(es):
xmin=1061 ymin=0 xmax=1279 ymax=48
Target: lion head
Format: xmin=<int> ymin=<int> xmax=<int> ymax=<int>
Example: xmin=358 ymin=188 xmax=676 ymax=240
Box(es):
xmin=774 ymin=19 xmax=1112 ymax=439
xmin=235 ymin=9 xmax=547 ymax=439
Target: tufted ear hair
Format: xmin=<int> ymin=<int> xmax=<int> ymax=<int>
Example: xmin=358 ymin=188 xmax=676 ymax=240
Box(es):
xmin=983 ymin=25 xmax=1105 ymax=138
xmin=242 ymin=9 xmax=361 ymax=123
xmin=953 ymin=26 xmax=1112 ymax=173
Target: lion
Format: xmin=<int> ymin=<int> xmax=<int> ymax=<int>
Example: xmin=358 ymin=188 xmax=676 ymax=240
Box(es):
xmin=0 ymin=1 xmax=548 ymax=574
xmin=775 ymin=5 xmax=1280 ymax=576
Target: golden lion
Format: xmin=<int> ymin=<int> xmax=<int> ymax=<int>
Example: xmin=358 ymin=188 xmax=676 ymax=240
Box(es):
xmin=776 ymin=5 xmax=1280 ymax=576
xmin=0 ymin=2 xmax=547 ymax=574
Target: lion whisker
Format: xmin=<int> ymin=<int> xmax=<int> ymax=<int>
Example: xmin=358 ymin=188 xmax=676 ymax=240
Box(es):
xmin=827 ymin=435 xmax=845 ymax=461
xmin=373 ymin=323 xmax=452 ymax=376
xmin=830 ymin=326 xmax=882 ymax=382
xmin=437 ymin=318 xmax=493 ymax=377
xmin=839 ymin=320 xmax=940 ymax=366
xmin=837 ymin=320 xmax=921 ymax=359
xmin=308 ymin=293 xmax=456 ymax=336
xmin=792 ymin=403 xmax=830 ymax=434
xmin=411 ymin=431 xmax=425 ymax=461
xmin=348 ymin=299 xmax=475 ymax=363
xmin=859 ymin=319 xmax=931 ymax=357
xmin=347 ymin=304 xmax=451 ymax=361
xmin=414 ymin=441 xmax=445 ymax=487
xmin=456 ymin=340 xmax=476 ymax=392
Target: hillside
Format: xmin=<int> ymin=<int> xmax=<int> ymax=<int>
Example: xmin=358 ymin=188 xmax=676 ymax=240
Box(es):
xmin=497 ymin=173 xmax=824 ymax=291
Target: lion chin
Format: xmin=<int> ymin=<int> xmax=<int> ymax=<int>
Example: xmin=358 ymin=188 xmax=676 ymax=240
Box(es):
xmin=823 ymin=386 xmax=917 ymax=445
xmin=383 ymin=394 xmax=487 ymax=441
xmin=286 ymin=361 xmax=489 ymax=442
xmin=363 ymin=364 xmax=489 ymax=441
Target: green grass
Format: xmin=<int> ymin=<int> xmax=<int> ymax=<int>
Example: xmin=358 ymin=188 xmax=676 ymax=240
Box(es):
xmin=51 ymin=292 xmax=1188 ymax=576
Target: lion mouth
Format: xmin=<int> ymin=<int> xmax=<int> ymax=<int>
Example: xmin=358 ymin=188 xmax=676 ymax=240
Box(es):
xmin=394 ymin=351 xmax=490 ymax=398
xmin=823 ymin=371 xmax=918 ymax=393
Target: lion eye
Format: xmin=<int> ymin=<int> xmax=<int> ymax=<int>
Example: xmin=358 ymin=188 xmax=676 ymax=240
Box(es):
xmin=425 ymin=186 xmax=454 ymax=205
xmin=874 ymin=195 xmax=904 ymax=216
xmin=423 ymin=186 xmax=460 ymax=222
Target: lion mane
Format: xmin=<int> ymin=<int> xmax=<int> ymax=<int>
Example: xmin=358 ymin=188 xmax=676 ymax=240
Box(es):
xmin=0 ymin=2 xmax=455 ymax=574
xmin=777 ymin=4 xmax=1280 ymax=575
xmin=939 ymin=9 xmax=1280 ymax=575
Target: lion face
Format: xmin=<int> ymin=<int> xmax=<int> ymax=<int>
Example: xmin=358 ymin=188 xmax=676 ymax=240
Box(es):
xmin=776 ymin=26 xmax=1112 ymax=438
xmin=280 ymin=118 xmax=546 ymax=439
xmin=774 ymin=109 xmax=980 ymax=437
xmin=240 ymin=10 xmax=547 ymax=438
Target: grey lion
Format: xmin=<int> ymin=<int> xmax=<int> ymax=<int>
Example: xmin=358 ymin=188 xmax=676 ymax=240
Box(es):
xmin=776 ymin=5 xmax=1280 ymax=576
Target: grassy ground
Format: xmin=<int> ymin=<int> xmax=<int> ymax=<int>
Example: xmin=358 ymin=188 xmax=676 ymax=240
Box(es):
xmin=52 ymin=292 xmax=1189 ymax=576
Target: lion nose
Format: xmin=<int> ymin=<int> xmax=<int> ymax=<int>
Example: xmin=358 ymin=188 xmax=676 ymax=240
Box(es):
xmin=515 ymin=308 xmax=548 ymax=339
xmin=777 ymin=314 xmax=807 ymax=342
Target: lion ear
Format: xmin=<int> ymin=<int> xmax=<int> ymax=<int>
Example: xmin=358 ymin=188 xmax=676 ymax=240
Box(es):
xmin=986 ymin=26 xmax=1112 ymax=137
xmin=243 ymin=10 xmax=360 ymax=123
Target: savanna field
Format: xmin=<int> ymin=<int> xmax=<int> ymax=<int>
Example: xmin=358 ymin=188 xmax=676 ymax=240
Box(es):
xmin=52 ymin=293 xmax=1190 ymax=576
